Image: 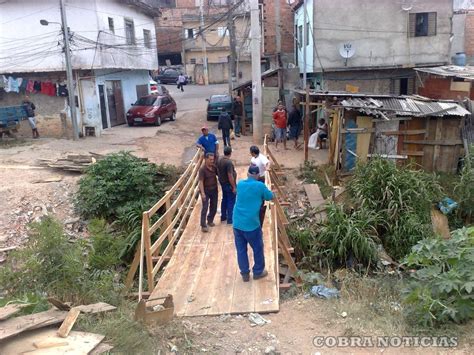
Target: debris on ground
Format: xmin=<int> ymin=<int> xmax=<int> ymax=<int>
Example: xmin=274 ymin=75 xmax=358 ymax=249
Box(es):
xmin=37 ymin=153 xmax=105 ymax=173
xmin=309 ymin=285 xmax=340 ymax=300
xmin=248 ymin=313 xmax=271 ymax=327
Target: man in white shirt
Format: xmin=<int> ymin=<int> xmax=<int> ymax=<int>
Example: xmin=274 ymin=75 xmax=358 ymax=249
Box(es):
xmin=250 ymin=145 xmax=270 ymax=183
xmin=249 ymin=145 xmax=271 ymax=227
xmin=177 ymin=74 xmax=186 ymax=92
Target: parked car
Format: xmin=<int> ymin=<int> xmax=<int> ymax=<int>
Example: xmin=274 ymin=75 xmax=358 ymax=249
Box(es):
xmin=149 ymin=80 xmax=169 ymax=96
xmin=127 ymin=95 xmax=177 ymax=126
xmin=206 ymin=94 xmax=233 ymax=121
xmin=155 ymin=68 xmax=188 ymax=85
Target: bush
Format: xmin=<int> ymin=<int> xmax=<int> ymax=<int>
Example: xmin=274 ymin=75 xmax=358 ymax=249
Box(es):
xmin=311 ymin=203 xmax=382 ymax=268
xmin=88 ymin=219 xmax=126 ymax=270
xmin=454 ymin=148 xmax=474 ymax=224
xmin=402 ymin=227 xmax=474 ymax=327
xmin=75 ymin=152 xmax=177 ymax=220
xmin=0 ymin=217 xmax=123 ymax=305
xmin=349 ymin=157 xmax=442 ymax=259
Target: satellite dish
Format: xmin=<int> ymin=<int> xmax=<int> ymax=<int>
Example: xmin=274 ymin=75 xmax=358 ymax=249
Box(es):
xmin=339 ymin=43 xmax=355 ymax=66
xmin=401 ymin=0 xmax=414 ymax=11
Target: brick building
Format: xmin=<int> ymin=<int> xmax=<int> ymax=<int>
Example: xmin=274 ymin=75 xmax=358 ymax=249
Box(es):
xmin=260 ymin=0 xmax=296 ymax=69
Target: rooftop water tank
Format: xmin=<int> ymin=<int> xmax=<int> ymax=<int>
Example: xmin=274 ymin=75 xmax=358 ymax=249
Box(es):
xmin=452 ymin=52 xmax=466 ymax=66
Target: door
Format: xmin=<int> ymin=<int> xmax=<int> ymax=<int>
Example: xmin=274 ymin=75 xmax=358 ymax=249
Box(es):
xmin=98 ymin=85 xmax=108 ymax=129
xmin=106 ymin=80 xmax=125 ymax=127
xmin=161 ymin=97 xmax=171 ymax=118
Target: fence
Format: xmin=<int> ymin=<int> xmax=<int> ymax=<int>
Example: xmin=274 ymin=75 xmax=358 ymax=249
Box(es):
xmin=125 ymin=150 xmax=204 ymax=299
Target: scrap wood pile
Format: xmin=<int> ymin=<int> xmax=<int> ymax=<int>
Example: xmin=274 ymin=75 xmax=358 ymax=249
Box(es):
xmin=37 ymin=153 xmax=105 ymax=173
xmin=0 ymin=299 xmax=116 ymax=354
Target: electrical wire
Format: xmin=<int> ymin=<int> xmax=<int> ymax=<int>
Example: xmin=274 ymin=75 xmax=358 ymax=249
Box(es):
xmin=0 ymin=5 xmax=58 ymax=25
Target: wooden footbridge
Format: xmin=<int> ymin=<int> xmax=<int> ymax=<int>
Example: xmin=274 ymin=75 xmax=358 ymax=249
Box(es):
xmin=125 ymin=137 xmax=300 ymax=317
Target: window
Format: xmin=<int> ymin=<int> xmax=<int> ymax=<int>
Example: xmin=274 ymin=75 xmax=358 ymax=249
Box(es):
xmin=409 ymin=12 xmax=436 ymax=37
xmin=135 ymin=96 xmax=158 ymax=106
xmin=217 ymin=26 xmax=227 ymax=37
xmin=298 ymin=25 xmax=303 ymax=48
xmin=306 ymin=22 xmax=309 ymax=46
xmin=185 ymin=28 xmax=197 ymax=39
xmin=143 ymin=29 xmax=151 ymax=48
xmin=190 ymin=58 xmax=197 ymax=64
xmin=124 ymin=18 xmax=135 ymax=44
xmin=108 ymin=17 xmax=114 ymax=34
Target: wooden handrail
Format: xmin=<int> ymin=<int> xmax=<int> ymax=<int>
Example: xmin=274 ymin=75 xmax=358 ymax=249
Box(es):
xmin=125 ymin=149 xmax=204 ymax=297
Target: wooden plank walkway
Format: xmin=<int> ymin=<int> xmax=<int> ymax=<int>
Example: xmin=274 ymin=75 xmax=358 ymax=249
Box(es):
xmin=150 ymin=167 xmax=279 ymax=317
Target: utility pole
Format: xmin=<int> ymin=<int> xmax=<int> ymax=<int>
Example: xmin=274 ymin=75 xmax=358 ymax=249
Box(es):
xmin=250 ymin=0 xmax=262 ymax=144
xmin=303 ymin=0 xmax=307 ymax=88
xmin=227 ymin=0 xmax=237 ymax=96
xmin=199 ymin=0 xmax=209 ymax=85
xmin=275 ymin=0 xmax=281 ymax=66
xmin=59 ymin=0 xmax=79 ymax=140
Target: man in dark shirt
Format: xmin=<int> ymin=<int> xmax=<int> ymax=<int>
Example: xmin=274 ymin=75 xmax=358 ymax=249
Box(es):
xmin=218 ymin=107 xmax=233 ymax=147
xmin=217 ymin=146 xmax=237 ymax=225
xmin=22 ymin=96 xmax=39 ymax=139
xmin=288 ymin=104 xmax=302 ymax=149
xmin=199 ymin=152 xmax=219 ymax=232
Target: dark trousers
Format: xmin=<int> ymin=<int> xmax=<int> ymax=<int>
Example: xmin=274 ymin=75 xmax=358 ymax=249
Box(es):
xmin=220 ymin=183 xmax=236 ymax=223
xmin=200 ymin=188 xmax=218 ymax=227
xmin=222 ymin=129 xmax=231 ymax=147
xmin=258 ymin=176 xmax=267 ymax=226
xmin=177 ymin=83 xmax=184 ymax=91
xmin=233 ymin=227 xmax=265 ymax=276
xmin=234 ymin=116 xmax=241 ymax=135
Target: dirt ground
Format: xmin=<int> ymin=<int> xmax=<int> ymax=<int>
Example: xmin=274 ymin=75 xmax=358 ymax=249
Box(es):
xmin=1 ymin=84 xmax=472 ymax=354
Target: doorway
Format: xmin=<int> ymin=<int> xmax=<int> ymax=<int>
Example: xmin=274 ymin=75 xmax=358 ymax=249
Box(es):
xmin=106 ymin=80 xmax=125 ymax=126
xmin=98 ymin=84 xmax=108 ymax=129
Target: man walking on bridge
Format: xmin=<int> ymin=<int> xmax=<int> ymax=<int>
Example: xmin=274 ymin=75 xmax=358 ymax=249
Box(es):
xmin=217 ymin=146 xmax=236 ymax=225
xmin=233 ymin=165 xmax=274 ymax=282
xmin=199 ymin=153 xmax=218 ymax=233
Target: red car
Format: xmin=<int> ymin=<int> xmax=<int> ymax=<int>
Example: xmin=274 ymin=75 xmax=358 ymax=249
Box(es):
xmin=126 ymin=95 xmax=177 ymax=126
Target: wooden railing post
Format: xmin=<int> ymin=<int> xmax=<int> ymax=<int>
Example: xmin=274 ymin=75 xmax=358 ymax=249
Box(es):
xmin=142 ymin=212 xmax=154 ymax=292
xmin=164 ymin=195 xmax=174 ymax=254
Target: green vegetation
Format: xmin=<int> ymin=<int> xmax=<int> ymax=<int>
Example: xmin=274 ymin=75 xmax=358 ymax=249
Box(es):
xmin=75 ymin=151 xmax=178 ymax=261
xmin=403 ymin=227 xmax=474 ymax=327
xmin=298 ymin=161 xmax=334 ymax=199
xmin=454 ymin=149 xmax=474 ymax=224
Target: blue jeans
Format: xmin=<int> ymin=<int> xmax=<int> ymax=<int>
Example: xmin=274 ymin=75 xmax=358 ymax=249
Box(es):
xmin=220 ymin=183 xmax=236 ymax=223
xmin=233 ymin=227 xmax=265 ymax=276
xmin=234 ymin=116 xmax=241 ymax=135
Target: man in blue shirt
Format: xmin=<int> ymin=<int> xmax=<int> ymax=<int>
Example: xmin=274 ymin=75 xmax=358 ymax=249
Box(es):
xmin=196 ymin=126 xmax=219 ymax=155
xmin=233 ymin=165 xmax=274 ymax=282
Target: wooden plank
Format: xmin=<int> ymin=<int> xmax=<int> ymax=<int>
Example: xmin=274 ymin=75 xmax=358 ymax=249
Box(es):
xmin=206 ymin=240 xmax=237 ymax=315
xmin=404 ymin=139 xmax=462 ymax=146
xmin=431 ymin=209 xmax=450 ymax=240
xmin=142 ymin=215 xmax=154 ymax=292
xmin=47 ymin=298 xmax=71 ymax=311
xmin=57 ymin=309 xmax=81 ymax=338
xmin=303 ymin=184 xmax=326 ymax=209
xmin=400 ymin=151 xmax=424 ymax=156
xmin=356 ymin=116 xmax=373 ymax=163
xmin=73 ymin=302 xmax=116 ymax=314
xmin=0 ymin=303 xmax=30 ymax=321
xmin=184 ymin=240 xmax=224 ymax=316
xmin=0 ymin=329 xmax=104 ymax=355
xmin=382 ymin=129 xmax=426 ymax=136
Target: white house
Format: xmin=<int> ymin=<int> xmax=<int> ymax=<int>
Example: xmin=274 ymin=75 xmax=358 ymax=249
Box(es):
xmin=0 ymin=0 xmax=159 ymax=136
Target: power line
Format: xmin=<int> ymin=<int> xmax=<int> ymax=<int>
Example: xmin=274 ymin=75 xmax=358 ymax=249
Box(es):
xmin=0 ymin=5 xmax=57 ymax=25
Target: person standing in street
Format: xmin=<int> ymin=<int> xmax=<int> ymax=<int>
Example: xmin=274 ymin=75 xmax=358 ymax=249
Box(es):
xmin=272 ymin=104 xmax=288 ymax=150
xmin=233 ymin=165 xmax=274 ymax=282
xmin=232 ymin=96 xmax=243 ymax=137
xmin=217 ymin=146 xmax=237 ymax=225
xmin=218 ymin=107 xmax=233 ymax=147
xmin=177 ymin=73 xmax=186 ymax=92
xmin=22 ymin=96 xmax=39 ymax=139
xmin=288 ymin=104 xmax=302 ymax=149
xmin=250 ymin=145 xmax=271 ymax=226
xmin=196 ymin=126 xmax=219 ymax=156
xmin=199 ymin=153 xmax=218 ymax=233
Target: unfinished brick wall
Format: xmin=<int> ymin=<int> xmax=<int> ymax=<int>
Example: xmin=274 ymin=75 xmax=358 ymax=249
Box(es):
xmin=156 ymin=8 xmax=187 ymax=54
xmin=262 ymin=0 xmax=295 ymax=57
xmin=417 ymin=76 xmax=474 ymax=100
xmin=465 ymin=12 xmax=474 ymax=57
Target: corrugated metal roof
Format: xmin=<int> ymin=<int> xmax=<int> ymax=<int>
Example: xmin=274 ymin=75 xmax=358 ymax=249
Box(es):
xmin=341 ymin=97 xmax=470 ymax=118
xmin=414 ymin=65 xmax=474 ymax=80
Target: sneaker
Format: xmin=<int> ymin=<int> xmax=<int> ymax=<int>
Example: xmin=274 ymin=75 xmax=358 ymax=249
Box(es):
xmin=208 ymin=222 xmax=216 ymax=227
xmin=316 ymin=147 xmax=321 ymax=150
xmin=220 ymin=217 xmax=227 ymax=222
xmin=242 ymin=273 xmax=250 ymax=282
xmin=201 ymin=226 xmax=209 ymax=233
xmin=227 ymin=221 xmax=233 ymax=225
xmin=253 ymin=270 xmax=268 ymax=280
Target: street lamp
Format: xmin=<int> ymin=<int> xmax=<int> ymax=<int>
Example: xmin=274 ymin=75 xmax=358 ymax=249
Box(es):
xmin=39 ymin=1 xmax=79 ymax=141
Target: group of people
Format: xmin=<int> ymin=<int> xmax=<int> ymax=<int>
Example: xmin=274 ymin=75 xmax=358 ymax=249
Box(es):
xmin=196 ymin=127 xmax=273 ymax=282
xmin=272 ymin=99 xmax=328 ymax=151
